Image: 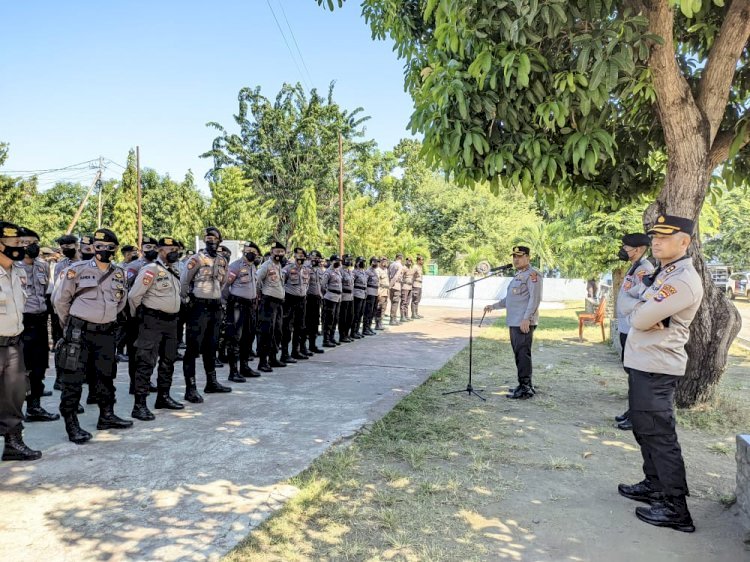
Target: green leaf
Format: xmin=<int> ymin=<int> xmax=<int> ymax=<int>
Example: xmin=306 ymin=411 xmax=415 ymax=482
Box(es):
xmin=518 ymin=53 xmax=531 ymax=88
xmin=728 ymin=121 xmax=748 ymax=159
xmin=589 ymin=59 xmax=606 ymax=91
xmin=680 ymin=0 xmax=694 ymax=18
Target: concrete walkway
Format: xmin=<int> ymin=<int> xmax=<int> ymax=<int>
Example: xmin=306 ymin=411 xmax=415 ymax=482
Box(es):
xmin=0 ymin=307 xmax=472 ymax=562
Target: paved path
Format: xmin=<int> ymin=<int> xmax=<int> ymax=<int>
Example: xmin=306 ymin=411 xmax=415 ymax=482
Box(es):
xmin=0 ymin=307 xmax=472 ymax=562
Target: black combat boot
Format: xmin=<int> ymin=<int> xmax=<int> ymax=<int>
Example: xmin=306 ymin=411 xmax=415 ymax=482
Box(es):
xmin=615 ymin=410 xmax=630 ymax=422
xmin=618 ymin=479 xmax=665 ymax=504
xmin=53 ymin=376 xmax=63 ymax=391
xmin=363 ymin=326 xmax=376 ymax=336
xmin=131 ymin=395 xmax=155 ymax=421
xmin=228 ymin=360 xmax=246 ymax=383
xmin=97 ymin=404 xmax=134 ymax=430
xmin=149 ymin=383 xmax=158 ymax=393
xmin=290 ymin=342 xmax=308 ymax=360
xmin=205 ymin=371 xmax=232 ymax=393
xmin=64 ymin=414 xmax=92 ymax=444
xmin=269 ymin=355 xmax=287 ymax=367
xmin=309 ymin=337 xmax=324 ymax=353
xmin=298 ymin=341 xmax=314 ymax=357
xmin=280 ymin=349 xmax=298 ymax=364
xmin=635 ymin=495 xmax=695 ymax=533
xmin=240 ymin=360 xmax=261 ymax=378
xmin=258 ymin=354 xmax=273 ymax=372
xmin=2 ymin=426 xmax=42 ymax=461
xmin=184 ymin=376 xmax=204 ymax=403
xmin=617 ymin=418 xmax=633 ymax=431
xmin=507 ymin=384 xmax=535 ymax=399
xmin=352 ymin=331 xmax=362 ymax=339
xmin=155 ymin=391 xmax=184 ymax=410
xmin=77 ymin=403 xmax=85 ymax=414
xmin=25 ymin=397 xmax=60 ymax=422
xmin=323 ymin=338 xmax=336 ymax=348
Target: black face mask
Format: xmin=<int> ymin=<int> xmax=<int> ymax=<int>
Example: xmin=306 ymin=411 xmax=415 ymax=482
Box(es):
xmin=81 ymin=251 xmax=95 ymax=260
xmin=95 ymin=250 xmax=114 ymax=263
xmin=280 ymin=257 xmax=288 ymax=267
xmin=62 ymin=247 xmax=77 ymax=259
xmin=273 ymin=254 xmax=283 ymax=262
xmin=26 ymin=243 xmax=40 ymax=259
xmin=166 ymin=251 xmax=180 ymax=264
xmin=204 ymin=241 xmax=218 ymax=257
xmin=128 ymin=254 xmax=139 ymax=262
xmin=144 ymin=249 xmax=158 ymax=261
xmin=312 ymin=259 xmax=320 ymax=267
xmin=296 ymin=258 xmax=305 ymax=265
xmin=617 ymin=248 xmax=630 ymax=261
xmin=254 ymin=257 xmax=262 ymax=266
xmin=1 ymin=243 xmax=25 ymax=261
xmin=333 ymin=261 xmax=341 ymax=268
xmin=245 ymin=252 xmax=257 ymax=262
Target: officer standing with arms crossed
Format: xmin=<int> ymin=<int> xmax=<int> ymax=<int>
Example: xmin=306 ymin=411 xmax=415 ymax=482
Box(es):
xmin=223 ymin=241 xmax=262 ymax=382
xmin=618 ymin=215 xmax=703 ymax=533
xmin=411 ymin=255 xmax=424 ymax=319
xmin=180 ymin=227 xmax=232 ymax=403
xmin=0 ymin=221 xmax=42 ymax=460
xmin=256 ymin=242 xmax=287 ymax=372
xmin=54 ymin=228 xmax=133 ymax=444
xmin=304 ymin=250 xmax=325 ymax=355
xmin=484 ymin=246 xmax=543 ymax=400
xmin=614 ymin=233 xmax=654 ymax=431
xmin=18 ymin=228 xmax=59 ymax=422
xmin=128 ymin=237 xmax=185 ymax=420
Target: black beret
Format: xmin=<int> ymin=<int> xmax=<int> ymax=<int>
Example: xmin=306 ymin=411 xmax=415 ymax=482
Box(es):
xmin=621 ymin=233 xmax=651 ymax=247
xmin=93 ymin=228 xmax=119 ymax=245
xmin=205 ymin=226 xmax=222 ymax=240
xmin=18 ymin=227 xmax=40 ymax=240
xmin=244 ymin=241 xmax=262 ymax=254
xmin=647 ymin=214 xmax=695 ymax=236
xmin=309 ymin=250 xmax=322 ymax=258
xmin=121 ymin=244 xmax=136 ymax=253
xmin=56 ymin=234 xmax=79 ymax=245
xmin=141 ymin=235 xmax=158 ymax=246
xmin=0 ymin=221 xmax=22 ymax=239
xmin=80 ymin=234 xmax=94 ymax=245
xmin=330 ymin=254 xmax=341 ymax=262
xmin=157 ymin=237 xmax=178 ymax=247
xmin=293 ymin=246 xmax=305 ymax=254
xmin=271 ymin=241 xmax=286 ymax=251
xmin=511 ymin=246 xmax=530 ymax=256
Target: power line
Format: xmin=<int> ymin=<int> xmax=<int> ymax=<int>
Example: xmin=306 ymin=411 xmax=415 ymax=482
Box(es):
xmin=0 ymin=158 xmax=99 ymax=176
xmin=265 ymin=0 xmax=311 ymax=90
xmin=276 ymin=0 xmax=315 ymax=87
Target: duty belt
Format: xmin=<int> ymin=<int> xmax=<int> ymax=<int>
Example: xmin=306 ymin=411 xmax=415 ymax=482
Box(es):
xmin=0 ymin=335 xmax=22 ymax=347
xmin=192 ymin=296 xmax=221 ymax=306
xmin=228 ymin=295 xmax=255 ymax=306
xmin=143 ymin=308 xmax=179 ymax=321
xmin=342 ymin=289 xmax=353 ymax=294
xmin=327 ymin=289 xmax=342 ymax=294
xmin=69 ymin=316 xmax=116 ymax=333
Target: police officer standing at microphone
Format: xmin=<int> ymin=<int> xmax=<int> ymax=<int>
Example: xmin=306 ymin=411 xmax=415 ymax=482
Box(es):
xmin=484 ymin=246 xmax=543 ymax=400
xmin=618 ymin=215 xmax=703 ymax=533
xmin=128 ymin=237 xmax=185 ymax=420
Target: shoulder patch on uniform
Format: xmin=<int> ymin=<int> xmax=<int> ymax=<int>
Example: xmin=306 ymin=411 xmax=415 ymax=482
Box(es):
xmin=653 ymin=284 xmax=677 ymax=302
xmin=530 ymin=271 xmax=538 ymax=283
xmin=187 ymin=260 xmax=196 ymax=270
xmin=114 ymin=271 xmax=124 ymax=280
xmin=664 ymin=264 xmax=677 ymax=274
xmin=636 ymin=270 xmax=647 ymax=280
xmin=67 ymin=269 xmax=77 ymax=279
xmin=143 ymin=270 xmax=154 ymax=286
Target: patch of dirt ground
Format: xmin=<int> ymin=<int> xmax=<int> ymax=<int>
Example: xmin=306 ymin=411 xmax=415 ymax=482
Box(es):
xmin=224 ymin=306 xmax=750 ymax=562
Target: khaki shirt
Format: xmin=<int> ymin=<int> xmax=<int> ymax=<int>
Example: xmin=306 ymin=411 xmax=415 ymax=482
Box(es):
xmin=256 ymin=260 xmax=285 ymax=299
xmin=353 ymin=269 xmax=368 ymax=299
xmin=412 ymin=265 xmax=423 ymax=288
xmin=0 ymin=263 xmax=27 ymax=336
xmin=282 ymin=262 xmax=310 ymax=297
xmin=401 ymin=266 xmax=415 ymax=290
xmin=53 ymin=259 xmax=127 ymax=327
xmin=341 ymin=268 xmax=354 ymax=302
xmin=128 ymin=260 xmax=181 ymax=315
xmin=180 ymin=250 xmax=227 ymax=300
xmin=223 ymin=258 xmax=257 ymax=301
xmin=19 ymin=259 xmax=49 ymax=314
xmin=624 ymin=256 xmax=703 ymax=377
xmin=491 ymin=266 xmax=543 ymax=326
xmin=616 ymin=257 xmax=655 ymax=334
xmin=306 ymin=263 xmax=323 ymax=298
xmin=322 ymin=267 xmax=343 ymax=303
xmin=389 ymin=261 xmax=404 ymax=291
xmin=377 ymin=267 xmax=389 ymax=298
xmin=365 ymin=267 xmax=379 ymax=297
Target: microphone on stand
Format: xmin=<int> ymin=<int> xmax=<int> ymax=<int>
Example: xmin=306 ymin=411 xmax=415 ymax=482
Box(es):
xmin=489 ymin=263 xmax=514 ymax=274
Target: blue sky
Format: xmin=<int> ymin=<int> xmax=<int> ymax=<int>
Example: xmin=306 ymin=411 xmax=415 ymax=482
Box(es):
xmin=0 ymin=0 xmax=415 ymax=192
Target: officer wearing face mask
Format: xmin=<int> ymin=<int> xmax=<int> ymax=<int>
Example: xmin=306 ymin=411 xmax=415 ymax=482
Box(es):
xmin=79 ymin=235 xmax=96 ymax=261
xmin=53 ymin=228 xmax=133 ymax=444
xmin=281 ymin=248 xmax=310 ymax=363
xmin=377 ymin=257 xmax=390 ymax=330
xmin=0 ymin=221 xmax=43 ymax=461
xmin=351 ymin=256 xmax=368 ymax=339
xmin=363 ymin=257 xmax=380 ymax=336
xmin=304 ymin=250 xmax=325 ymax=355
xmin=400 ymin=257 xmax=415 ymax=323
xmin=388 ymin=253 xmax=405 ymax=326
xmin=411 ymin=255 xmax=425 ymax=319
xmin=215 ymin=245 xmax=233 ymax=369
xmin=256 ymin=241 xmax=287 ymax=372
xmin=321 ymin=254 xmax=343 ymax=347
xmin=128 ymin=237 xmax=185 ymax=420
xmin=338 ymin=254 xmax=355 ymax=343
xmin=223 ymin=241 xmax=262 ymax=382
xmin=119 ymin=245 xmax=138 ymax=266
xmin=50 ymin=235 xmax=80 ymax=352
xmin=17 ymin=228 xmax=59 ymax=423
xmin=180 ymin=226 xmax=232 ymax=402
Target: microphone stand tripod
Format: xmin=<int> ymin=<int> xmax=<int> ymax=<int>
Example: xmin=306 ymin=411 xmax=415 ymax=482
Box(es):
xmin=442 ymin=267 xmax=511 ymax=401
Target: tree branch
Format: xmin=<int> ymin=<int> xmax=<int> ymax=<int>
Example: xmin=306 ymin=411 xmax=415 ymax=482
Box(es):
xmin=696 ymin=0 xmax=750 ymax=144
xmin=708 ymin=126 xmax=750 ymax=170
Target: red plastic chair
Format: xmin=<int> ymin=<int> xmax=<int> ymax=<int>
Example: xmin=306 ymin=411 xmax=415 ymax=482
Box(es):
xmin=577 ymin=297 xmax=607 ymax=342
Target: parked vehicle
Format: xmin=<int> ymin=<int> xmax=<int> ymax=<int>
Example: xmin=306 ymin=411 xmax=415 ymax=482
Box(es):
xmin=708 ymin=264 xmax=730 ymax=293
xmin=726 ymin=272 xmax=750 ymax=300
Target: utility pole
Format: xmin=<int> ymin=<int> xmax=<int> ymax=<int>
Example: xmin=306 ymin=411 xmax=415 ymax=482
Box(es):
xmin=97 ymin=156 xmax=104 ymax=229
xmin=66 ymin=169 xmax=102 ymax=234
xmin=136 ymin=146 xmax=142 ymax=248
xmin=338 ymin=132 xmax=344 ymax=257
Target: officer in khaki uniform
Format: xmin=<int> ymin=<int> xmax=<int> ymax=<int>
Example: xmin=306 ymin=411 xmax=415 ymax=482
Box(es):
xmin=411 ymin=255 xmax=424 ymax=319
xmin=619 ymin=215 xmax=703 ymax=533
xmin=376 ymin=257 xmax=390 ymax=330
xmin=304 ymin=250 xmax=325 ymax=355
xmin=281 ymin=248 xmax=310 ymax=363
xmin=50 ymin=234 xmax=80 ymax=348
xmin=180 ymin=227 xmax=231 ymax=402
xmin=400 ymin=257 xmax=414 ymax=322
xmin=223 ymin=241 xmax=262 ymax=382
xmin=614 ymin=233 xmax=654 ymax=431
xmin=128 ymin=237 xmax=185 ymax=421
xmin=256 ymin=242 xmax=287 ymax=372
xmin=362 ymin=257 xmax=380 ymax=336
xmin=17 ymin=228 xmax=59 ymax=422
xmin=351 ymin=256 xmax=368 ymax=339
xmin=53 ymin=228 xmax=133 ymax=444
xmin=321 ymin=254 xmax=343 ymax=347
xmin=388 ymin=254 xmax=404 ymax=325
xmin=338 ymin=254 xmax=355 ymax=343
xmin=0 ymin=221 xmax=42 ymax=461
xmin=484 ymin=245 xmax=543 ymax=399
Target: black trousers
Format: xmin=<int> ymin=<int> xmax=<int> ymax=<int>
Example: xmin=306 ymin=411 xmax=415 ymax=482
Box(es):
xmin=177 ymin=302 xmax=189 ymax=345
xmin=182 ymin=299 xmax=222 ymax=381
xmin=258 ymin=296 xmax=284 ymax=361
xmin=619 ymin=331 xmax=630 ymax=417
xmin=352 ymin=297 xmax=366 ymax=335
xmin=59 ymin=320 xmax=117 ymax=415
xmin=126 ymin=311 xmax=139 ymax=389
xmin=22 ymin=312 xmax=49 ymax=399
xmin=226 ymin=296 xmax=257 ymax=362
xmin=339 ymin=299 xmax=353 ymax=339
xmin=363 ymin=295 xmax=378 ymax=329
xmin=509 ymin=326 xmax=535 ymax=386
xmin=305 ymin=295 xmax=322 ymax=347
xmin=629 ymin=369 xmax=689 ymax=497
xmin=134 ymin=310 xmax=178 ymax=396
xmin=0 ymin=342 xmax=26 ymax=434
xmin=282 ymin=294 xmax=307 ymax=353
xmin=115 ymin=309 xmax=127 ymax=354
xmin=48 ymin=296 xmax=63 ymax=345
xmin=321 ymin=299 xmax=340 ymax=342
